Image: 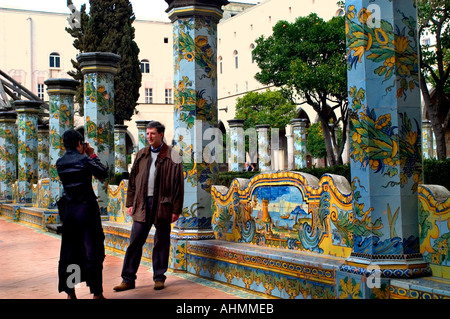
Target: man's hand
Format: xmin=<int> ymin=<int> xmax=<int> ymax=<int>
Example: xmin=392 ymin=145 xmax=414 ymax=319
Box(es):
xmin=171 ymin=213 xmax=179 ymax=223
xmin=127 ymin=206 xmax=133 ymax=216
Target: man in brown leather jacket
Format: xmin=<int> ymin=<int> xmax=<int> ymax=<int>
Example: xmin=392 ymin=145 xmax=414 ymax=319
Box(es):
xmin=114 ymin=121 xmax=184 ymax=291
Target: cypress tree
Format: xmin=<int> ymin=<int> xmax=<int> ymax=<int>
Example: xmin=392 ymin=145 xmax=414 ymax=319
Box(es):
xmin=66 ymin=0 xmax=141 ymax=124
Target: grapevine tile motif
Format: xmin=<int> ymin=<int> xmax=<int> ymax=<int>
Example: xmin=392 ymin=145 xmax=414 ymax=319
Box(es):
xmin=49 ymin=95 xmax=74 ymax=207
xmin=38 ymin=130 xmax=49 ymax=179
xmin=292 ymin=122 xmax=307 ymax=169
xmin=345 ymin=0 xmax=423 ymax=258
xmin=84 ymin=72 xmax=115 ymax=213
xmin=17 ymin=111 xmax=39 ymax=204
xmin=257 ymin=127 xmax=271 ymax=171
xmin=0 ymin=119 xmax=16 ymax=201
xmin=336 ymin=0 xmax=428 ymax=298
xmin=172 ymin=17 xmax=219 ymax=230
xmin=114 ymin=128 xmax=127 ymax=174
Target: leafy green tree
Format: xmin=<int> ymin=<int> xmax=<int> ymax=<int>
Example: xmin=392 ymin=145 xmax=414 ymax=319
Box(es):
xmin=252 ymin=13 xmax=347 ymax=165
xmin=235 ymin=90 xmax=297 ymax=130
xmin=66 ymin=0 xmax=141 ymax=124
xmin=418 ymin=0 xmax=450 ymax=159
xmin=306 ymin=122 xmax=327 ymax=161
xmin=306 ymin=122 xmax=343 ymax=166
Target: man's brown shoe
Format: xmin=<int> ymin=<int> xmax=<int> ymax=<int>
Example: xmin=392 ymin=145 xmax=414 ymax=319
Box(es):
xmin=113 ymin=282 xmax=135 ymax=292
xmin=154 ymin=281 xmax=165 ymax=290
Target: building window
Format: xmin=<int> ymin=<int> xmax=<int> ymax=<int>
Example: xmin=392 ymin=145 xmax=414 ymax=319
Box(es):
xmin=218 ymin=56 xmax=223 ymax=74
xmin=233 ymin=50 xmax=238 ymax=69
xmin=145 ymin=88 xmax=153 ymax=104
xmin=141 ymin=59 xmax=150 ymax=73
xmin=165 ymin=89 xmax=172 ymax=104
xmin=249 ymin=44 xmax=255 ymax=63
xmin=37 ymin=83 xmax=44 ymax=99
xmin=164 ymin=37 xmax=169 ymax=43
xmin=49 ymin=52 xmax=60 ymax=68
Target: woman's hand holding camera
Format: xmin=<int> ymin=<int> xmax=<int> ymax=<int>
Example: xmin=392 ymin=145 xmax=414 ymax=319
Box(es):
xmin=84 ymin=142 xmax=95 ymax=157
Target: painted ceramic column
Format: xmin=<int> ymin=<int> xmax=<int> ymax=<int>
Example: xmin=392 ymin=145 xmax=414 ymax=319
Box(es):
xmin=37 ymin=124 xmax=50 ymax=180
xmin=15 ymin=100 xmax=41 ymax=204
xmin=77 ymin=52 xmax=120 ymax=214
xmin=135 ymin=120 xmax=149 ymax=150
xmin=0 ymin=111 xmax=17 ymax=202
xmin=227 ymin=119 xmax=245 ymax=172
xmin=166 ymin=0 xmax=228 ymax=270
xmin=291 ymin=118 xmax=307 ymax=169
xmin=338 ymin=0 xmax=430 ymax=298
xmin=256 ymin=124 xmax=271 ymax=171
xmin=114 ymin=124 xmax=128 ymax=175
xmin=422 ymin=120 xmax=434 ymax=159
xmin=45 ymin=78 xmax=78 ymax=209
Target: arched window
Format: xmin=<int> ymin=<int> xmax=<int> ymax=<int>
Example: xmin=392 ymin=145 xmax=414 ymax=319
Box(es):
xmin=140 ymin=59 xmax=150 ymax=73
xmin=233 ymin=50 xmax=238 ymax=69
xmin=218 ymin=56 xmax=223 ymax=74
xmin=49 ymin=52 xmax=60 ymax=68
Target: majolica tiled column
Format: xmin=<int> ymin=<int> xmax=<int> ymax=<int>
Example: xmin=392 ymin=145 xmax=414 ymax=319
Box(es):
xmin=291 ymin=118 xmax=307 ymax=169
xmin=45 ymin=78 xmax=78 ymax=209
xmin=167 ymin=0 xmax=228 ymax=270
xmin=77 ymin=52 xmax=120 ymax=214
xmin=0 ymin=111 xmax=17 ymax=202
xmin=15 ymin=100 xmax=41 ymax=204
xmin=256 ymin=124 xmax=271 ymax=171
xmin=114 ymin=124 xmax=128 ymax=175
xmin=135 ymin=120 xmax=149 ymax=150
xmin=227 ymin=119 xmax=245 ymax=172
xmin=339 ymin=0 xmax=430 ymax=299
xmin=422 ymin=120 xmax=434 ymax=159
xmin=37 ymin=124 xmax=50 ymax=180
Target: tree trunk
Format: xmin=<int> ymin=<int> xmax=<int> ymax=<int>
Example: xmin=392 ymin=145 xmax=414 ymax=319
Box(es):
xmin=420 ymin=72 xmax=447 ymax=159
xmin=320 ymin=118 xmax=337 ymax=166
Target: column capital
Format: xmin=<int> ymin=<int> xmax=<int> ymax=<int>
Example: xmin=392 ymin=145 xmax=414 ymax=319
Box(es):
xmin=290 ymin=118 xmax=307 ymax=127
xmin=227 ymin=119 xmax=245 ymax=128
xmin=44 ymin=78 xmax=79 ymax=95
xmin=77 ymin=52 xmax=121 ymax=75
xmin=255 ymin=124 xmax=271 ymax=130
xmin=114 ymin=124 xmax=128 ymax=132
xmin=165 ymin=0 xmax=229 ymax=22
xmin=0 ymin=110 xmax=17 ymax=122
xmin=135 ymin=120 xmax=150 ymax=130
xmin=14 ymin=100 xmax=42 ymax=114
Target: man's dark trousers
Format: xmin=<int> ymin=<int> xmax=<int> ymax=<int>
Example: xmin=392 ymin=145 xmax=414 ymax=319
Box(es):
xmin=121 ymin=196 xmax=171 ymax=283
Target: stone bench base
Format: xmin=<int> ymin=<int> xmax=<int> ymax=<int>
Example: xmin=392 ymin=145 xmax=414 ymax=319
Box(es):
xmin=185 ymin=240 xmax=344 ymax=299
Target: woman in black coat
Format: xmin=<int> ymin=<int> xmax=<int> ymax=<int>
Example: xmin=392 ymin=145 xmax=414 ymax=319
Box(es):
xmin=56 ymin=129 xmax=108 ymax=299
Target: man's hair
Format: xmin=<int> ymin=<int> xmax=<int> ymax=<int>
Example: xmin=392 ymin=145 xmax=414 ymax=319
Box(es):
xmin=62 ymin=129 xmax=84 ymax=150
xmin=147 ymin=121 xmax=165 ymax=134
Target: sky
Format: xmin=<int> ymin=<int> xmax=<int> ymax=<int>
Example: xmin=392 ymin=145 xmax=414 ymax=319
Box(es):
xmin=0 ymin=0 xmax=261 ymax=22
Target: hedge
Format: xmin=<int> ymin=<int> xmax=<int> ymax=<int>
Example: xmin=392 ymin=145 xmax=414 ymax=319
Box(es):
xmin=214 ymin=159 xmax=450 ymax=190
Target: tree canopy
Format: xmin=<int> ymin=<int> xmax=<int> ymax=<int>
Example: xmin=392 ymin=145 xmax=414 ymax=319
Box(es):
xmin=66 ymin=0 xmax=141 ymax=125
xmin=252 ymin=13 xmax=347 ymax=165
xmin=234 ymin=90 xmax=297 ymax=131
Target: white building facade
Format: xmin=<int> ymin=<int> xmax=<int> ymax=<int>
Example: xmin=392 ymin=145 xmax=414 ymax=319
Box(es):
xmin=0 ymin=0 xmax=343 ymax=168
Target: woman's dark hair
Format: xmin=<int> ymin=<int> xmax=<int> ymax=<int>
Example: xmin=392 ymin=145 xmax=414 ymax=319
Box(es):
xmin=62 ymin=129 xmax=84 ymax=150
xmin=147 ymin=120 xmax=165 ymax=134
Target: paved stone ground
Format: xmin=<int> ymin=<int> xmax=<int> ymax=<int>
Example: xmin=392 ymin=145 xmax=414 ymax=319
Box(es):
xmin=0 ymin=216 xmax=263 ymax=300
